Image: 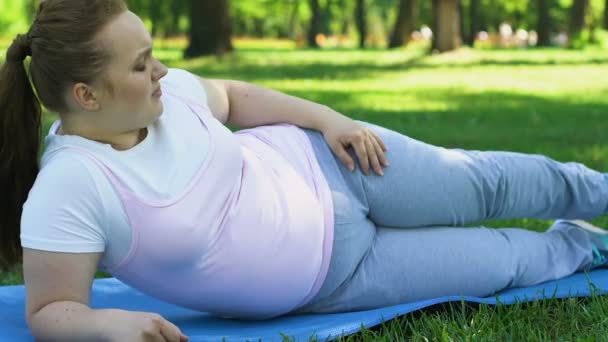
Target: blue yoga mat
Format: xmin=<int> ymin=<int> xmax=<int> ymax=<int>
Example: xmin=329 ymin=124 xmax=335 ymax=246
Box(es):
xmin=2 ymin=270 xmax=607 ymax=341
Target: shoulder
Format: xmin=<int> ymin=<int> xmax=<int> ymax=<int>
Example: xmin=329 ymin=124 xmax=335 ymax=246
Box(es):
xmin=32 ymin=152 xmax=106 ymax=206
xmin=161 ymin=68 xmax=207 ymax=103
xmin=21 ymin=152 xmax=110 ymax=252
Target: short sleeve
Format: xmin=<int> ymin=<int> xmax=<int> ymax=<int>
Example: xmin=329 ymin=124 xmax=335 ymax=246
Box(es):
xmin=161 ymin=68 xmax=208 ymax=109
xmin=20 ymin=154 xmax=107 ymax=253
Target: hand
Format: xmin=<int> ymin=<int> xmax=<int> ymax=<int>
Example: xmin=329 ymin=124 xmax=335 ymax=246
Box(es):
xmin=101 ymin=310 xmax=189 ymax=342
xmin=320 ymin=113 xmax=389 ymax=176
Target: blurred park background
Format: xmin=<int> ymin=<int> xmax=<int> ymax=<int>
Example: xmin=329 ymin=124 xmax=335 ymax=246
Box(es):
xmin=2 ymin=0 xmax=608 ymax=52
xmin=2 ymin=0 xmax=608 ymax=340
xmin=0 ymin=0 xmax=604 ymax=181
xmin=0 ymin=0 xmax=606 ymax=152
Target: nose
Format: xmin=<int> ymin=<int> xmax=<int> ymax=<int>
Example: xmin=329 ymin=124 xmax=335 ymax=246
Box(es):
xmin=152 ymin=58 xmax=168 ymax=81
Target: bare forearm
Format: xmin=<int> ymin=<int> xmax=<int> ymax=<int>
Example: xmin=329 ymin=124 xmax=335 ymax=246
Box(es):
xmin=224 ymin=80 xmax=345 ymax=131
xmin=30 ymin=301 xmax=111 ymax=341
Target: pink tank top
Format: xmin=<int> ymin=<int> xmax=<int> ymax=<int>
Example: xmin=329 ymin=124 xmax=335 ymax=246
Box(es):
xmin=64 ymin=92 xmax=334 ymax=319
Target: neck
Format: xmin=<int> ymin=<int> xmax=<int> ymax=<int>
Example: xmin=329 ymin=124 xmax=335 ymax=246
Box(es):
xmin=58 ymin=117 xmax=147 ymax=151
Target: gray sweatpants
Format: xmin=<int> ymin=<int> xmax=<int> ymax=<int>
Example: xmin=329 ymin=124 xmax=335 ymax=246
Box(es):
xmin=293 ymin=121 xmax=608 ymax=314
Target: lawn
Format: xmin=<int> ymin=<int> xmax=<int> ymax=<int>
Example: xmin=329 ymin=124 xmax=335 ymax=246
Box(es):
xmin=2 ymin=39 xmax=608 ymax=340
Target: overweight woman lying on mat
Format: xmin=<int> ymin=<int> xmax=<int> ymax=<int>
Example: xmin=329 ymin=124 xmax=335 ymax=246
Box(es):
xmin=2 ymin=0 xmax=608 ymax=341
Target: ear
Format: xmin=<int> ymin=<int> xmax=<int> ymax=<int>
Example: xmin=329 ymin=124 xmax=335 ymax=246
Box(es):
xmin=71 ymin=82 xmax=101 ymax=111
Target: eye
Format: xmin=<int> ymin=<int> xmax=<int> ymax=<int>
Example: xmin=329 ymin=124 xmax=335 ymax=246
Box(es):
xmin=134 ymin=50 xmax=153 ymax=72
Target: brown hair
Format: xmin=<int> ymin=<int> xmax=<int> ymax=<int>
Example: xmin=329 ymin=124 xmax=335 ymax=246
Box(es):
xmin=0 ymin=0 xmax=127 ymax=270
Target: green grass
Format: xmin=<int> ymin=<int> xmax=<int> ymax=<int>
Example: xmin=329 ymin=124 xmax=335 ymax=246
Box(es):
xmin=2 ymin=39 xmax=608 ymax=340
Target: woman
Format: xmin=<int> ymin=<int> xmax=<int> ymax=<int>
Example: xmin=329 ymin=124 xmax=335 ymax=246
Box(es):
xmin=1 ymin=1 xmax=607 ymax=341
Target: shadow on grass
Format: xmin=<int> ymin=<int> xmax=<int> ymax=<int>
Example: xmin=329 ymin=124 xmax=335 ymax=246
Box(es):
xmin=278 ymin=88 xmax=608 ymax=169
xmin=174 ymin=49 xmax=608 ymax=82
xmin=37 ymin=89 xmax=606 ymax=167
xmin=182 ymin=59 xmax=608 ymax=83
xmin=282 ymin=88 xmax=607 ymax=130
xmin=180 ymin=56 xmax=424 ymax=82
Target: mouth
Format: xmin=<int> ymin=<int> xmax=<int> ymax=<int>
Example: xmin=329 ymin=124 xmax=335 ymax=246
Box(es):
xmin=152 ymin=86 xmax=162 ymax=97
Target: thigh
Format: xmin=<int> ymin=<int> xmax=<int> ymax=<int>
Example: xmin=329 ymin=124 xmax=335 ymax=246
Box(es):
xmin=349 ymin=121 xmax=608 ymax=227
xmin=300 ymin=225 xmax=516 ymax=313
xmin=346 ymin=121 xmax=500 ymax=227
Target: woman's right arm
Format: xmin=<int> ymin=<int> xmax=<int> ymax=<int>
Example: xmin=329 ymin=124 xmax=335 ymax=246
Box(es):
xmin=24 ymin=248 xmax=188 ymax=341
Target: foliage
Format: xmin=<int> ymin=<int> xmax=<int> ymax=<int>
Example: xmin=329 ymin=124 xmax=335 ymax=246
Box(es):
xmin=2 ymin=39 xmax=608 ymax=339
xmin=127 ymin=0 xmax=189 ymax=37
xmin=1 ymin=0 xmax=607 ymax=48
xmin=232 ymin=0 xmax=301 ymax=38
xmin=0 ymin=0 xmax=30 ymax=35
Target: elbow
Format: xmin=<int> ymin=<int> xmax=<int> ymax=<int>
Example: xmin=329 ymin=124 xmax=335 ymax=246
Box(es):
xmin=26 ymin=305 xmax=37 ymax=329
xmin=26 ymin=301 xmax=52 ymax=333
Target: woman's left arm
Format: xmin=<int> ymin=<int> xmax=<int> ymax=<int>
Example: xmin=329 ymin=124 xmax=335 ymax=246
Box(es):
xmin=198 ymin=76 xmax=389 ymax=176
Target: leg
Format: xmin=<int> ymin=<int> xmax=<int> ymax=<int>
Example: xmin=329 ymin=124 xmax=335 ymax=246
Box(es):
xmin=298 ymin=220 xmax=596 ymax=314
xmin=340 ymin=121 xmax=608 ymax=227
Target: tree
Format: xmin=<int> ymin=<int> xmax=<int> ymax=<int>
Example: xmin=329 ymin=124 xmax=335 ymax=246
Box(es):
xmin=569 ymin=0 xmax=589 ymax=41
xmin=355 ymin=0 xmax=368 ymax=48
xmin=167 ymin=0 xmax=187 ymax=37
xmin=388 ymin=0 xmax=417 ymax=48
xmin=148 ymin=0 xmax=162 ymax=37
xmin=458 ymin=0 xmax=465 ymax=45
xmin=604 ymin=0 xmax=608 ymax=29
xmin=537 ymin=0 xmax=552 ymax=46
xmin=23 ymin=0 xmax=41 ymax=22
xmin=185 ymin=0 xmax=233 ymax=57
xmin=307 ymin=0 xmax=322 ymax=47
xmin=287 ymin=0 xmax=301 ymax=39
xmin=466 ymin=0 xmax=481 ymax=46
xmin=431 ymin=0 xmax=461 ymax=52
xmin=322 ymin=0 xmax=335 ymax=35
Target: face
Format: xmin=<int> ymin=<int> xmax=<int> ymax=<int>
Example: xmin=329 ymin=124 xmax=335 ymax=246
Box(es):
xmin=87 ymin=11 xmax=168 ymax=135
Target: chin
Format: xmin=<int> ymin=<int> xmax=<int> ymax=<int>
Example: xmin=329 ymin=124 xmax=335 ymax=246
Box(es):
xmin=155 ymin=102 xmax=164 ymax=117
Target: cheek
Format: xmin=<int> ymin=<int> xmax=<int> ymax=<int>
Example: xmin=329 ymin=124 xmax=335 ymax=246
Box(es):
xmin=116 ymin=78 xmax=151 ymax=108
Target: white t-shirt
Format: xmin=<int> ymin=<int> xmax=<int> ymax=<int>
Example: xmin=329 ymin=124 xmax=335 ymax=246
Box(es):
xmin=20 ymin=68 xmax=210 ymax=270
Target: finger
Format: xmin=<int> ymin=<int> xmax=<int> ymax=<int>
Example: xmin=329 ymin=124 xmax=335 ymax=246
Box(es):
xmin=351 ymin=134 xmax=370 ymax=175
xmin=332 ymin=142 xmax=356 ymax=171
xmin=372 ymin=132 xmax=389 ymax=152
xmin=364 ymin=136 xmax=383 ymax=176
xmin=371 ymin=134 xmax=389 ymax=167
xmin=148 ymin=333 xmax=166 ymax=342
xmin=371 ymin=133 xmax=389 ymax=166
xmin=144 ymin=314 xmax=169 ymax=342
xmin=159 ymin=320 xmax=183 ymax=342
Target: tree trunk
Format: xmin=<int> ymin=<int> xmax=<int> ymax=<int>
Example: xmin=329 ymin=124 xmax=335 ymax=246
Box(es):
xmin=355 ymin=0 xmax=367 ymax=48
xmin=308 ymin=0 xmax=322 ymax=48
xmin=569 ymin=0 xmax=589 ymax=40
xmin=466 ymin=0 xmax=480 ymax=46
xmin=431 ymin=0 xmax=461 ymax=52
xmin=589 ymin=16 xmax=598 ymax=43
xmin=340 ymin=0 xmax=349 ymax=35
xmin=168 ymin=0 xmax=184 ymax=37
xmin=458 ymin=0 xmax=466 ymax=46
xmin=149 ymin=0 xmax=163 ymax=37
xmin=322 ymin=0 xmax=335 ymax=35
xmin=537 ymin=0 xmax=552 ymax=46
xmin=185 ymin=0 xmax=233 ymax=57
xmin=388 ymin=0 xmax=417 ymax=48
xmin=288 ymin=0 xmax=300 ymax=39
xmin=604 ymin=0 xmax=608 ymax=29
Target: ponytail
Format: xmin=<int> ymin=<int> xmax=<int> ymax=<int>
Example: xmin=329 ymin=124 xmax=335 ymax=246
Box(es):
xmin=0 ymin=35 xmax=42 ymax=270
xmin=0 ymin=0 xmax=128 ymax=270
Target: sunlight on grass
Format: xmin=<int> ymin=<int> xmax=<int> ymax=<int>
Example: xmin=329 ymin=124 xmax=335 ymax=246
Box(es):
xmin=2 ymin=39 xmax=608 ymax=341
xmin=234 ymin=38 xmax=297 ymax=50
